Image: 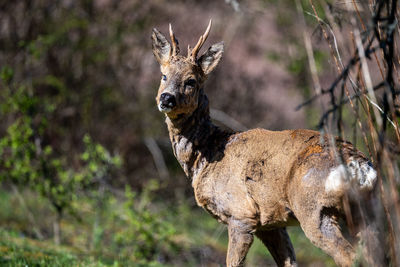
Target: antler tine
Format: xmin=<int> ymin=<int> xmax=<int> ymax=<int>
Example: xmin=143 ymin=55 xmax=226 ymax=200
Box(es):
xmin=190 ymin=19 xmax=212 ymax=61
xmin=191 ymin=36 xmax=203 ymax=60
xmin=169 ymin=23 xmax=179 ymax=56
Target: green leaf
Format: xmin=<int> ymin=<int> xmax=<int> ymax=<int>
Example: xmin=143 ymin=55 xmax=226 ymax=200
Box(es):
xmin=0 ymin=66 xmax=13 ymax=83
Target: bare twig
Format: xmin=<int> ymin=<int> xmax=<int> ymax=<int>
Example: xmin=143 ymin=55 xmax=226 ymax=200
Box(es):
xmin=11 ymin=185 xmax=44 ymax=240
xmin=210 ymin=108 xmax=248 ymax=131
xmin=144 ymin=137 xmax=170 ymax=180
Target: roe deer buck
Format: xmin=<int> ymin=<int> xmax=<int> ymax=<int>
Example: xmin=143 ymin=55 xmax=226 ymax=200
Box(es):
xmin=152 ymin=21 xmax=379 ymax=267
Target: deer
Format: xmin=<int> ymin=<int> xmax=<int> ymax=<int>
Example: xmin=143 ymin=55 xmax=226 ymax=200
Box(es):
xmin=151 ymin=20 xmax=379 ymax=267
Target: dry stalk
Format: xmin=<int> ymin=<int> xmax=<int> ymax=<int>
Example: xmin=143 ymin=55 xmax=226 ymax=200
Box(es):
xmin=299 ymin=0 xmax=400 ymax=264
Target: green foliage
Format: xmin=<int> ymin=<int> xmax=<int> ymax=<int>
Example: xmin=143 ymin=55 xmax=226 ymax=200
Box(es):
xmin=0 ymin=82 xmax=121 ymax=218
xmin=0 ymin=3 xmax=174 ymax=260
xmin=110 ymin=185 xmax=177 ymax=264
xmin=81 ymin=134 xmax=122 ymax=179
xmin=83 ymin=181 xmax=178 ymax=265
xmin=0 ymin=185 xmax=178 ymax=266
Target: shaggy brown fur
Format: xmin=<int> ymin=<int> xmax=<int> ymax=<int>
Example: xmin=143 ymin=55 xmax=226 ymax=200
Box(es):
xmin=151 ymin=22 xmax=378 ymax=267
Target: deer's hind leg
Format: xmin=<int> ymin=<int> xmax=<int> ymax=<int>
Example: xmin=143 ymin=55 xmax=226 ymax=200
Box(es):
xmin=298 ymin=207 xmax=355 ymax=267
xmin=255 ymin=228 xmax=297 ymax=267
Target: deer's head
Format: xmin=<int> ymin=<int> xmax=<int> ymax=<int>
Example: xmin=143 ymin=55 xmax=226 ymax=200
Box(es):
xmin=152 ymin=21 xmax=223 ymax=119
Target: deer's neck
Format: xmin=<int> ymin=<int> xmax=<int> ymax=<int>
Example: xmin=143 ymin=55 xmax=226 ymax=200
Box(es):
xmin=165 ymin=94 xmax=233 ymax=181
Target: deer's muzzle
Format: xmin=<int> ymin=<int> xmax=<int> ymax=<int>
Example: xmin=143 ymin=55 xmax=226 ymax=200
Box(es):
xmin=159 ymin=93 xmax=176 ymax=112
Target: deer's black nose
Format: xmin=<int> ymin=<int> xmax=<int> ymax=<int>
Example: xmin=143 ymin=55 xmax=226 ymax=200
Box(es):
xmin=160 ymin=93 xmax=176 ymax=109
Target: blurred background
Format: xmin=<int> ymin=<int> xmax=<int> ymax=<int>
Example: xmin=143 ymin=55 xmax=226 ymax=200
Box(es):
xmin=0 ymin=0 xmax=399 ymax=266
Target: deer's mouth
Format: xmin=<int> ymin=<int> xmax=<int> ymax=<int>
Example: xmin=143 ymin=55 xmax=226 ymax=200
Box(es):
xmin=158 ymin=103 xmax=173 ymax=113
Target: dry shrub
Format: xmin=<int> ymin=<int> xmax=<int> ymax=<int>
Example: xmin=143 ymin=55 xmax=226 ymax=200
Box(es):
xmin=296 ymin=0 xmax=400 ymax=264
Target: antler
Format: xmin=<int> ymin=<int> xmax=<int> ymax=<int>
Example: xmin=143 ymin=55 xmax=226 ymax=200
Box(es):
xmin=188 ymin=19 xmax=212 ymax=62
xmin=169 ymin=23 xmax=180 ymax=56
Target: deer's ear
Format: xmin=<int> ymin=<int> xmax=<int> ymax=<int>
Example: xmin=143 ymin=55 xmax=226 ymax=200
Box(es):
xmin=198 ymin=42 xmax=224 ymax=75
xmin=152 ymin=28 xmax=171 ymax=64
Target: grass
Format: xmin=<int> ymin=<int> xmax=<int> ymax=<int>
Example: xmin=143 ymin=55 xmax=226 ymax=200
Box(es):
xmin=0 ymin=226 xmax=334 ymax=267
xmin=0 ymin=228 xmax=169 ymax=267
xmin=0 ymin=189 xmax=336 ymax=266
xmin=0 ymin=229 xmax=91 ymax=267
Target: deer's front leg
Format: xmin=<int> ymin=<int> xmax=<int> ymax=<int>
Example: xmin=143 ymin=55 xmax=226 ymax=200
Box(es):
xmin=227 ymin=220 xmax=254 ymax=267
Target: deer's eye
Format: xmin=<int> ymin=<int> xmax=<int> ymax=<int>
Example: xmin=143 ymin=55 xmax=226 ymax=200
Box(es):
xmin=185 ymin=79 xmax=196 ymax=88
xmin=162 ymin=75 xmax=167 ymax=81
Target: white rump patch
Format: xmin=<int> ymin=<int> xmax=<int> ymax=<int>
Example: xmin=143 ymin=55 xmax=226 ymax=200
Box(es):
xmin=325 ymin=158 xmax=377 ymax=192
xmin=347 ymin=158 xmax=377 ymax=190
xmin=325 ymin=165 xmax=347 ymax=192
